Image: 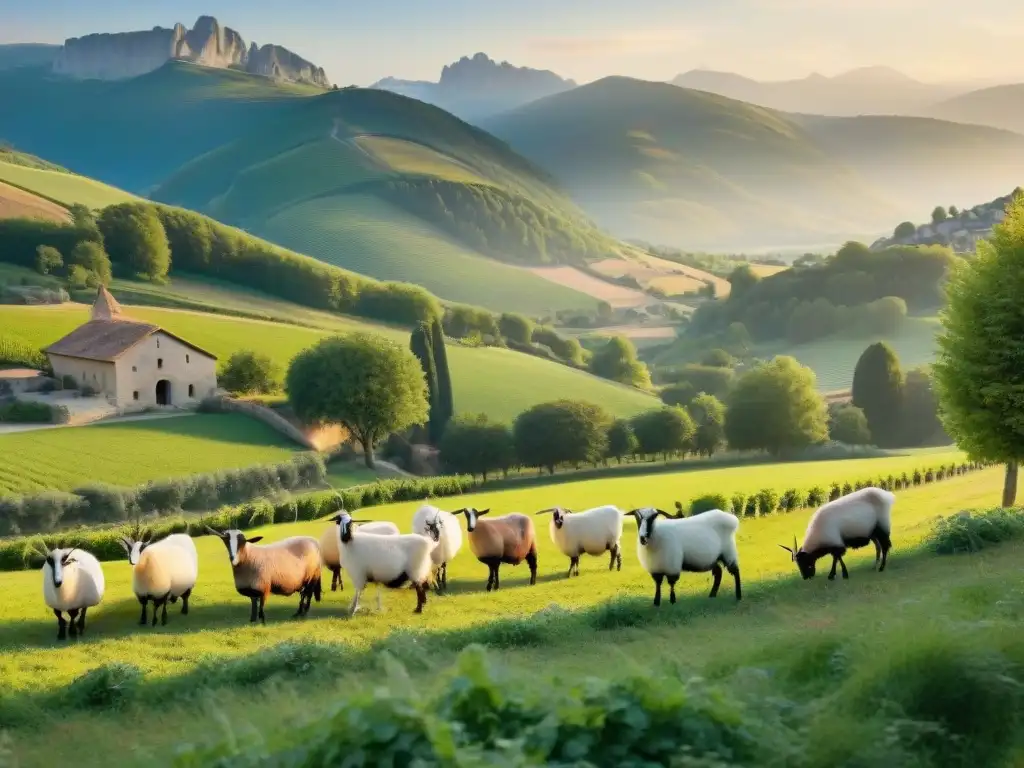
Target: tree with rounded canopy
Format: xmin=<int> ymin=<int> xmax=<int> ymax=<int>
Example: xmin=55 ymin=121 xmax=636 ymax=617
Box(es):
xmin=934 ymin=193 xmax=1024 ymax=505
xmin=900 ymin=367 xmax=947 ymax=447
xmin=631 ymin=407 xmax=696 ymax=459
xmin=286 ymin=333 xmax=428 ymax=469
xmin=727 ymin=264 xmax=760 ymax=299
xmin=949 ymin=205 xmax=960 ymax=218
xmin=513 ymin=400 xmax=612 ymax=474
xmin=687 ymin=393 xmax=727 ymax=457
xmin=701 ymin=348 xmax=734 ymax=368
xmin=931 ymin=206 xmax=948 ymax=224
xmin=219 ymin=350 xmax=281 ymax=395
xmin=439 ymin=414 xmax=515 ymax=481
xmin=606 ymin=418 xmax=639 ymax=464
xmin=725 ymin=356 xmax=828 ymax=456
xmin=34 ymin=245 xmax=62 ymax=276
xmin=588 ymin=335 xmax=651 ymax=388
xmin=97 ymin=202 xmax=170 ymax=282
xmin=498 ymin=312 xmax=533 ymax=345
xmin=852 ymin=342 xmax=904 ymax=448
xmin=660 ymin=382 xmax=697 ymax=408
xmin=68 ymin=241 xmax=112 ymax=286
xmin=828 ymin=404 xmax=871 ymax=445
xmin=894 ymin=221 xmax=917 ymax=239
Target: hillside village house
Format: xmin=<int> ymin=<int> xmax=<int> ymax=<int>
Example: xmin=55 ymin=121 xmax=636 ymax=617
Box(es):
xmin=44 ymin=287 xmax=218 ymax=408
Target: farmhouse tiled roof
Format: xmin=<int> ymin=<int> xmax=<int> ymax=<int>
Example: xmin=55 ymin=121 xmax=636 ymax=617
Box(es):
xmin=43 ymin=289 xmax=217 ymax=363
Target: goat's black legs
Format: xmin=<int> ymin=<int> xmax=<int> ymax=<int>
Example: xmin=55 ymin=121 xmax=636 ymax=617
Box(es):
xmin=709 ymin=563 xmax=723 ymax=598
xmin=181 ymin=588 xmax=192 ymax=615
xmin=138 ymin=596 xmax=148 ymax=625
xmin=728 ymin=563 xmax=742 ymax=601
xmin=526 ymin=549 xmax=538 ymax=585
xmin=652 ymin=573 xmax=664 ymax=606
xmin=54 ymin=609 xmax=67 ymax=640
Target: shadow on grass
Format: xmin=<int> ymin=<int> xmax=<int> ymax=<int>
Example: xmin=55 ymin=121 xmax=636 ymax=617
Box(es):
xmin=0 ymin=540 xmax=965 ymax=728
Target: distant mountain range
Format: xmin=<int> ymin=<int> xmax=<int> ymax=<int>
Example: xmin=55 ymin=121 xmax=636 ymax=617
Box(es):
xmin=371 ymin=53 xmax=576 ymax=122
xmin=485 ymin=76 xmax=1024 ymax=250
xmin=672 ymin=67 xmax=973 ymax=117
xmin=36 ymin=15 xmax=329 ymax=87
xmin=928 ymin=84 xmax=1024 ymax=134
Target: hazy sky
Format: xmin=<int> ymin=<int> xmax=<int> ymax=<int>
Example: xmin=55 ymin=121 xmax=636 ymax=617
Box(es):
xmin=2 ymin=0 xmax=1021 ymax=86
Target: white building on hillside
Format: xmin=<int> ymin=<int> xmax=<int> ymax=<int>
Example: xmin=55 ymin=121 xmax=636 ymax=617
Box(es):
xmin=45 ymin=287 xmax=218 ymax=408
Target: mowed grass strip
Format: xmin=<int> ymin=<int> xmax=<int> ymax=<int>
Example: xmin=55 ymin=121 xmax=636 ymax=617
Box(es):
xmin=0 ymin=161 xmax=137 ymax=209
xmin=0 ymin=414 xmax=298 ymax=496
xmin=0 ymin=452 xmax=978 ymax=695
xmin=0 ymin=304 xmax=657 ymax=421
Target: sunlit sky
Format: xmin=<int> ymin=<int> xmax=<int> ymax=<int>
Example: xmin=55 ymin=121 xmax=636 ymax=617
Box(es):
xmin=2 ymin=0 xmax=1021 ymax=86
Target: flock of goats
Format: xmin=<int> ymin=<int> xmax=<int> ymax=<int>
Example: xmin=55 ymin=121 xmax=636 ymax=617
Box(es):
xmin=40 ymin=486 xmax=896 ymax=640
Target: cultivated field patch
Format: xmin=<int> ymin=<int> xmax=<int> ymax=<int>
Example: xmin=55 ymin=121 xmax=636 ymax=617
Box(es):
xmin=0 ymin=161 xmax=136 ymax=209
xmin=525 ymin=265 xmax=649 ymax=307
xmin=0 ymin=180 xmax=70 ymax=222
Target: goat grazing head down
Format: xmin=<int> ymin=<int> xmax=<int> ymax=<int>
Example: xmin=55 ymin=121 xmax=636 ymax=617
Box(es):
xmin=206 ymin=526 xmax=263 ymax=566
xmin=42 ymin=547 xmax=78 ymax=589
xmin=328 ymin=511 xmax=377 ymax=543
xmin=534 ymin=507 xmax=568 ymax=528
xmin=625 ymin=507 xmax=683 ymax=546
xmin=778 ymin=537 xmax=815 ymax=579
xmin=454 ymin=507 xmax=490 ymax=533
xmin=117 ymin=530 xmax=154 ymax=566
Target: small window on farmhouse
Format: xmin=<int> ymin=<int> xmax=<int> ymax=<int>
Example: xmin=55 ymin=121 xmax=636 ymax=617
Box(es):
xmin=156 ymin=338 xmax=160 ymax=349
xmin=132 ymin=366 xmax=137 ymax=372
xmin=188 ymin=384 xmax=195 ymax=397
xmin=157 ymin=358 xmax=163 ymax=369
xmin=133 ymin=391 xmax=139 ymax=401
xmin=186 ymin=354 xmax=190 ymax=364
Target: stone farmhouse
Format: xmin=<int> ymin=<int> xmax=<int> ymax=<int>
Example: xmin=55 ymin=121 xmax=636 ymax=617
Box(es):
xmin=44 ymin=287 xmax=218 ymax=408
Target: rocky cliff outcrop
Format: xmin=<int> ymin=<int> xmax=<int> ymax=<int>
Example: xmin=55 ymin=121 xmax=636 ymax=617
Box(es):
xmin=52 ymin=15 xmax=329 ymax=87
xmin=871 ymin=189 xmax=1020 ymax=254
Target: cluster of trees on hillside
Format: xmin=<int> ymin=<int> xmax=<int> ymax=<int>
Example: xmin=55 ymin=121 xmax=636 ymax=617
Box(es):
xmin=377 ymin=179 xmax=613 ymax=265
xmin=690 ymin=241 xmax=959 ymax=344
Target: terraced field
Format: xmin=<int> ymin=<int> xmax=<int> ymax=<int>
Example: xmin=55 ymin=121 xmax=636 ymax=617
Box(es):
xmin=0 ymin=161 xmax=136 ymax=209
xmin=0 ymin=180 xmax=70 ymax=222
xmin=261 ymin=194 xmax=600 ymax=313
xmin=0 ymin=303 xmax=657 ymax=422
xmin=0 ymin=414 xmax=298 ymax=495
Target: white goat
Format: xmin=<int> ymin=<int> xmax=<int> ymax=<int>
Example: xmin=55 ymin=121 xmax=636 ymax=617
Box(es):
xmin=536 ymin=505 xmax=623 ymax=577
xmin=41 ymin=547 xmax=105 ymax=640
xmin=319 ymin=520 xmax=400 ymax=592
xmin=627 ymin=507 xmax=742 ymax=606
xmin=118 ymin=532 xmax=198 ymax=627
xmin=779 ymin=487 xmax=895 ymax=581
xmin=411 ymin=504 xmax=463 ymax=591
xmin=331 ymin=511 xmax=437 ymax=616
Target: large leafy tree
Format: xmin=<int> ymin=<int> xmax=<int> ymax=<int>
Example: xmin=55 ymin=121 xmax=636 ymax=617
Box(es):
xmin=687 ymin=393 xmax=727 ymax=457
xmin=97 ymin=202 xmax=170 ymax=282
xmin=219 ymin=350 xmax=281 ymax=395
xmin=286 ymin=333 xmax=428 ymax=469
xmin=439 ymin=414 xmax=515 ymax=481
xmin=605 ymin=419 xmax=639 ymax=464
xmin=588 ymin=336 xmax=651 ymax=388
xmin=631 ymin=407 xmax=696 ymax=459
xmin=725 ymin=356 xmax=828 ymax=456
xmin=933 ymin=194 xmax=1024 ymax=505
xmin=513 ymin=400 xmax=612 ymax=474
xmin=852 ymin=342 xmax=905 ymax=447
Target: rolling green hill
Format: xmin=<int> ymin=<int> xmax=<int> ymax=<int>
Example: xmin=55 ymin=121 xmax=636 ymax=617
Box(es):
xmin=927 ymin=83 xmax=1024 ymax=135
xmin=0 ymin=63 xmax=621 ymax=313
xmin=484 ymin=77 xmax=894 ymax=250
xmin=0 ymin=158 xmax=137 ymax=209
xmin=485 ymin=76 xmax=1024 ymax=251
xmin=0 ymin=302 xmax=658 ymax=422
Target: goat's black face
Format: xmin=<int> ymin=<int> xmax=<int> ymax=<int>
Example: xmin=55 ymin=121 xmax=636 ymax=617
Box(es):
xmin=425 ymin=517 xmax=443 ymax=543
xmin=552 ymin=509 xmax=565 ymax=529
xmin=331 ymin=513 xmax=354 ymax=543
xmin=459 ymin=508 xmax=489 ymax=532
xmin=794 ymin=551 xmax=815 ymax=579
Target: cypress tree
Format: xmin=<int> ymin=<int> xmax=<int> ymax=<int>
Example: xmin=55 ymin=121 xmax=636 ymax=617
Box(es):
xmin=430 ymin=317 xmax=454 ymax=441
xmin=852 ymin=342 xmax=905 ymax=448
xmin=410 ymin=322 xmax=438 ymax=443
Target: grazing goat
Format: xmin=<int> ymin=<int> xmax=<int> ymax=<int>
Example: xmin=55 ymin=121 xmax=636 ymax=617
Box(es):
xmin=206 ymin=527 xmax=322 ymax=624
xmin=330 ymin=512 xmax=436 ymax=615
xmin=627 ymin=507 xmax=741 ymax=606
xmin=454 ymin=508 xmax=537 ymax=591
xmin=411 ymin=504 xmax=463 ymax=592
xmin=319 ymin=520 xmax=399 ymax=591
xmin=536 ymin=505 xmax=623 ymax=577
xmin=780 ymin=487 xmax=895 ymax=581
xmin=118 ymin=532 xmax=198 ymax=627
xmin=41 ymin=547 xmax=105 ymax=640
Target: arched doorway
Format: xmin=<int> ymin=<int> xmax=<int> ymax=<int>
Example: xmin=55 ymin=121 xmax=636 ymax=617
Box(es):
xmin=155 ymin=379 xmax=171 ymax=406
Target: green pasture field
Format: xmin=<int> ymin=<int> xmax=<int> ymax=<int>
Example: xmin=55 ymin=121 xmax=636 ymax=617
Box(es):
xmin=0 ymin=460 xmax=1012 ymax=767
xmin=260 ymin=193 xmax=601 ymax=314
xmin=0 ymin=414 xmax=299 ymax=496
xmin=756 ymin=316 xmax=941 ymax=391
xmin=0 ymin=160 xmax=136 ymax=210
xmin=0 ymin=303 xmax=657 ymax=422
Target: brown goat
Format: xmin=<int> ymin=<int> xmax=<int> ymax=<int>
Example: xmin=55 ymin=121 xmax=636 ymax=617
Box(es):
xmin=455 ymin=508 xmax=537 ymax=591
xmin=206 ymin=527 xmax=322 ymax=624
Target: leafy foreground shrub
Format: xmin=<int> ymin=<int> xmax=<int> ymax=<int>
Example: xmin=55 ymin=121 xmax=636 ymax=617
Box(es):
xmin=928 ymin=507 xmax=1024 ymax=555
xmin=690 ymin=493 xmax=730 ymax=516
